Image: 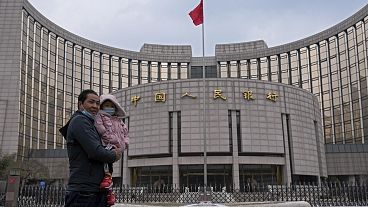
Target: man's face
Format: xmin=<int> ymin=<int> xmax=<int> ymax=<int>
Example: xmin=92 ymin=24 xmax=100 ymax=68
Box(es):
xmin=79 ymin=93 xmax=100 ymax=116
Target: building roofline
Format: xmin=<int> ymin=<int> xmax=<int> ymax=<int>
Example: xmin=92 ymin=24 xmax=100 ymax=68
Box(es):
xmin=23 ymin=0 xmax=192 ymax=62
xmin=215 ymin=4 xmax=368 ymax=61
xmin=23 ymin=0 xmax=368 ymax=62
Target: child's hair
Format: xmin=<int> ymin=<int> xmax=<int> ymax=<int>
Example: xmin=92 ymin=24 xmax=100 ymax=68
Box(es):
xmin=100 ymin=100 xmax=115 ymax=109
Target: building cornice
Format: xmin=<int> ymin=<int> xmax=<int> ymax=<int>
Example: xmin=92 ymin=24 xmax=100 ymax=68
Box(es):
xmin=22 ymin=0 xmax=368 ymax=63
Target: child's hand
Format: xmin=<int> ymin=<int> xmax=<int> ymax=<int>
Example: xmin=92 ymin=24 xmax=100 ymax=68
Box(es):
xmin=105 ymin=143 xmax=114 ymax=150
xmin=113 ymin=147 xmax=122 ymax=161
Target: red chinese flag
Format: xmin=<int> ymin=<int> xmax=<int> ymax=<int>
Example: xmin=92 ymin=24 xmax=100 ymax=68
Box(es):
xmin=189 ymin=0 xmax=203 ymax=26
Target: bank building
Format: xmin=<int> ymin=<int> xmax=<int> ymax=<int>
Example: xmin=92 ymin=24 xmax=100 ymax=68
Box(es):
xmin=0 ymin=0 xmax=367 ymax=188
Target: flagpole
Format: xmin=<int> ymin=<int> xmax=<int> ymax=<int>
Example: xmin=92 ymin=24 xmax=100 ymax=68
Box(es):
xmin=189 ymin=0 xmax=207 ymax=193
xmin=201 ymin=0 xmax=207 ymax=190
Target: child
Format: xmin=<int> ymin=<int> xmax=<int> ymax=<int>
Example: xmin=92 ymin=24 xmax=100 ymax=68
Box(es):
xmin=94 ymin=94 xmax=129 ymax=206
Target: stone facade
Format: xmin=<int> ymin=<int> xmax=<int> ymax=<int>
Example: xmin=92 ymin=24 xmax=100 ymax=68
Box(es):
xmin=113 ymin=79 xmax=326 ymax=186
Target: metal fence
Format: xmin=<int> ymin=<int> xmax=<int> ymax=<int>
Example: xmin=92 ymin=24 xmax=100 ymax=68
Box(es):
xmin=18 ymin=185 xmax=65 ymax=207
xmin=0 ymin=192 xmax=5 ymax=207
xmin=16 ymin=182 xmax=368 ymax=207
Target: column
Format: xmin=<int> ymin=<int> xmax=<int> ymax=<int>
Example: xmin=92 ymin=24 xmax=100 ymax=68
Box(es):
xmin=281 ymin=113 xmax=292 ymax=185
xmin=122 ymin=117 xmax=130 ymax=185
xmin=172 ymin=112 xmax=179 ymax=187
xmin=231 ymin=111 xmax=240 ymax=189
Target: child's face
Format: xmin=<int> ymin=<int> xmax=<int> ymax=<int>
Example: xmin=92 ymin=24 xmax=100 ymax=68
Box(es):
xmin=101 ymin=100 xmax=115 ymax=109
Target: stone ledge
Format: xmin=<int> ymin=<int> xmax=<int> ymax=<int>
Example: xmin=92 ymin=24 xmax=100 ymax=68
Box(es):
xmin=226 ymin=201 xmax=311 ymax=207
xmin=113 ymin=201 xmax=311 ymax=207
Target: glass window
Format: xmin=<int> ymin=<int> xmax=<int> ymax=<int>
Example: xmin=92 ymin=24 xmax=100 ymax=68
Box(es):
xmin=111 ymin=56 xmax=119 ymax=91
xmin=280 ymin=53 xmax=289 ymax=84
xmin=65 ymin=41 xmax=73 ymax=95
xmin=260 ymin=57 xmax=268 ymax=81
xmin=347 ymin=29 xmax=359 ymax=85
xmin=352 ymin=100 xmax=363 ymax=144
xmin=170 ymin=63 xmax=178 ymax=80
xmin=151 ymin=62 xmax=158 ymax=82
xmin=230 ymin=61 xmax=238 ymax=78
xmin=338 ymin=32 xmax=348 ymax=72
xmin=131 ymin=166 xmax=172 ymax=187
xmin=240 ymin=60 xmax=248 ymax=79
xmin=239 ymin=165 xmax=281 ymax=191
xmin=220 ymin=61 xmax=228 ymax=78
xmin=131 ymin=59 xmax=139 ymax=86
xmin=48 ymin=33 xmax=58 ymax=149
xmin=300 ymin=48 xmax=310 ymax=90
xmin=38 ymin=27 xmax=49 ymax=149
xmin=121 ymin=58 xmax=129 ymax=88
xmin=92 ymin=52 xmax=101 ymax=92
xmin=141 ymin=61 xmax=149 ymax=84
xmin=101 ymin=54 xmax=110 ymax=94
xmin=250 ymin=59 xmax=258 ymax=80
xmin=179 ymin=63 xmax=188 ymax=79
xmin=207 ymin=165 xmax=232 ymax=191
xmin=160 ymin=62 xmax=168 ymax=81
xmin=179 ymin=165 xmax=204 ymax=188
xmin=310 ymin=45 xmax=320 ymax=95
xmin=334 ymin=107 xmax=343 ymax=144
xmin=290 ymin=51 xmax=299 ymax=87
xmin=83 ymin=49 xmax=91 ymax=90
xmin=270 ymin=55 xmax=279 ymax=83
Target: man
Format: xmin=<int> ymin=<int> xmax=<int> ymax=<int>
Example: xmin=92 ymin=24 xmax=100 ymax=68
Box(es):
xmin=59 ymin=89 xmax=122 ymax=207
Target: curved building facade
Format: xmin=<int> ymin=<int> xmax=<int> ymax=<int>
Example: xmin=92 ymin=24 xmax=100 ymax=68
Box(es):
xmin=0 ymin=0 xmax=367 ymax=184
xmin=112 ymin=79 xmax=325 ymax=187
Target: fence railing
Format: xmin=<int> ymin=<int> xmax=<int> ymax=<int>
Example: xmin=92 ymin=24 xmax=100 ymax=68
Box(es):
xmin=18 ymin=185 xmax=65 ymax=207
xmin=0 ymin=192 xmax=5 ymax=207
xmin=16 ymin=182 xmax=368 ymax=207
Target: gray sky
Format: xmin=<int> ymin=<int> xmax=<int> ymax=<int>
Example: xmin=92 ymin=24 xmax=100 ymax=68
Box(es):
xmin=28 ymin=0 xmax=368 ymax=57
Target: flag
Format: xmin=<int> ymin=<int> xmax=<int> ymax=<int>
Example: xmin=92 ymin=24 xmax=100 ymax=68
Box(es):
xmin=189 ymin=0 xmax=203 ymax=26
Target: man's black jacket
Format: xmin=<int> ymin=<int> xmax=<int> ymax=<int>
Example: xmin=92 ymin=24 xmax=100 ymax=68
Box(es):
xmin=59 ymin=110 xmax=116 ymax=192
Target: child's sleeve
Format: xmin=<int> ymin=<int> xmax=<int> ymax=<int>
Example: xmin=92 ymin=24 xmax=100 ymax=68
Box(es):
xmin=121 ymin=121 xmax=129 ymax=145
xmin=95 ymin=113 xmax=107 ymax=136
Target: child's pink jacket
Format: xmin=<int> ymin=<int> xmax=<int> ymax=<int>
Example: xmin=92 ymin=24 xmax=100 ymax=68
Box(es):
xmin=94 ymin=94 xmax=129 ymax=149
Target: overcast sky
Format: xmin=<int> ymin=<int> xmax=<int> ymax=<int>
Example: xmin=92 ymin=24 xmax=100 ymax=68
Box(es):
xmin=28 ymin=0 xmax=368 ymax=57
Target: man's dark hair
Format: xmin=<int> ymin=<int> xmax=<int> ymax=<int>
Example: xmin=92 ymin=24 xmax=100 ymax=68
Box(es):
xmin=78 ymin=89 xmax=98 ymax=104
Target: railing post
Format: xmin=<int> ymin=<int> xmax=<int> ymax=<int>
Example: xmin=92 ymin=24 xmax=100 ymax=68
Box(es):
xmin=336 ymin=182 xmax=340 ymax=206
xmin=364 ymin=183 xmax=368 ymax=205
xmin=342 ymin=182 xmax=346 ymax=206
xmin=313 ymin=182 xmax=318 ymax=206
xmin=289 ymin=183 xmax=292 ymax=202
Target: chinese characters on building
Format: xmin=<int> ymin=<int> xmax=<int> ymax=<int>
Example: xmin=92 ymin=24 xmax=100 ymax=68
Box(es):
xmin=130 ymin=90 xmax=279 ymax=106
xmin=131 ymin=96 xmax=140 ymax=107
xmin=181 ymin=92 xmax=197 ymax=99
xmin=243 ymin=90 xmax=254 ymax=100
xmin=213 ymin=89 xmax=227 ymax=100
xmin=266 ymin=92 xmax=278 ymax=102
xmin=155 ymin=92 xmax=166 ymax=102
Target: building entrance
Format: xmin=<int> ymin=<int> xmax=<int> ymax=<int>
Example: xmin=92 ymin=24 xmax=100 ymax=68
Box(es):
xmin=179 ymin=164 xmax=232 ymax=191
xmin=239 ymin=164 xmax=282 ymax=192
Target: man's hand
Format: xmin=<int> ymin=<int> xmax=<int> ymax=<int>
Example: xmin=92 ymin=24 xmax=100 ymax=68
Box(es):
xmin=113 ymin=147 xmax=122 ymax=162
